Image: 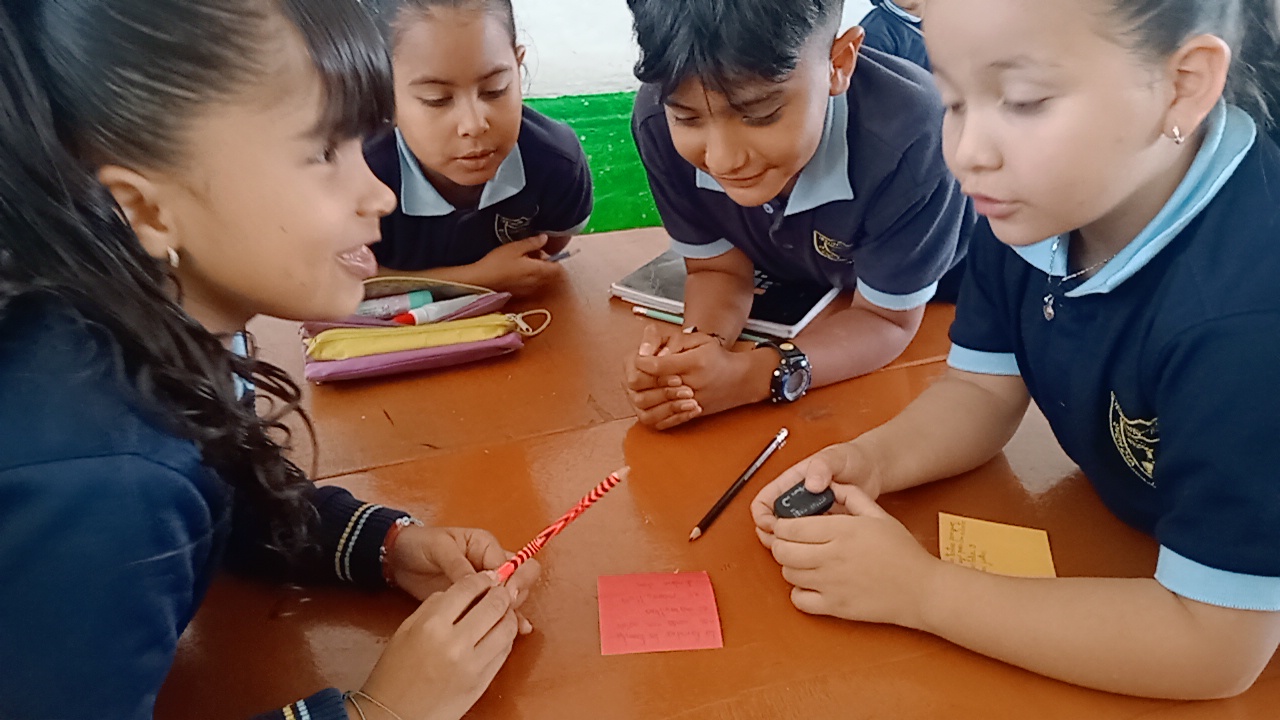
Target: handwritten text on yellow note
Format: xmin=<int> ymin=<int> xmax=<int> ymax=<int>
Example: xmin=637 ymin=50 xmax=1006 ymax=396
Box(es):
xmin=938 ymin=512 xmax=1056 ymax=578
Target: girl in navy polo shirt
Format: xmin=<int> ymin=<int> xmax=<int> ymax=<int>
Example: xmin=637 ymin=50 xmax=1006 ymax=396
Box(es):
xmin=859 ymin=0 xmax=930 ymax=71
xmin=365 ymin=0 xmax=594 ymax=296
xmin=753 ymin=0 xmax=1280 ymax=699
xmin=0 ymin=1 xmax=538 ymax=718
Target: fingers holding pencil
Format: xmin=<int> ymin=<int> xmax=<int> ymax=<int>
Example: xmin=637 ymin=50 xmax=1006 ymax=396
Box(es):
xmin=495 ymin=467 xmax=629 ymax=583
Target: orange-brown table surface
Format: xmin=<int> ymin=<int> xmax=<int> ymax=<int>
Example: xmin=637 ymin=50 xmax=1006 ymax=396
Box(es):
xmin=251 ymin=228 xmax=954 ymax=480
xmin=158 ymin=229 xmax=1278 ymax=719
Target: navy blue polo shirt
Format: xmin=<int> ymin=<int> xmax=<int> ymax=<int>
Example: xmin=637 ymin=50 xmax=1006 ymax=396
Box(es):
xmin=860 ymin=2 xmax=930 ymax=71
xmin=366 ymin=105 xmax=594 ymax=271
xmin=0 ymin=297 xmax=413 ymax=719
xmin=949 ymin=104 xmax=1280 ymax=610
xmin=632 ymin=48 xmax=972 ymax=312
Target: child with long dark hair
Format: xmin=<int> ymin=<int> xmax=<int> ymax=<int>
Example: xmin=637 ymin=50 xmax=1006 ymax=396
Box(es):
xmin=0 ymin=1 xmax=538 ymax=718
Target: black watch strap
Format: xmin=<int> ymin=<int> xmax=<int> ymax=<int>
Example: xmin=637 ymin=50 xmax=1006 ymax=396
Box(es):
xmin=756 ymin=340 xmax=812 ymax=403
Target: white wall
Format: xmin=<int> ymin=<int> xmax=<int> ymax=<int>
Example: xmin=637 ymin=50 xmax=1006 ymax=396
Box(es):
xmin=515 ymin=0 xmax=875 ymax=98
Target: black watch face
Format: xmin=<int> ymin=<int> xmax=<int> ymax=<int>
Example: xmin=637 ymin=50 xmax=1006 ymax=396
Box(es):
xmin=783 ymin=371 xmax=807 ymax=398
xmin=767 ymin=342 xmax=811 ymax=403
xmin=782 ymin=363 xmax=811 ymax=401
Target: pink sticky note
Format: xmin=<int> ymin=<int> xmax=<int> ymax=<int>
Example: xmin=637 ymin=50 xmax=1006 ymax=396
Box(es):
xmin=597 ymin=571 xmax=724 ymax=655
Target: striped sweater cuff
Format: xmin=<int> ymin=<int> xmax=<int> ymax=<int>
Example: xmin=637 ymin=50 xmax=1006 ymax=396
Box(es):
xmin=313 ymin=486 xmax=409 ymax=589
xmin=251 ymin=688 xmax=347 ymax=720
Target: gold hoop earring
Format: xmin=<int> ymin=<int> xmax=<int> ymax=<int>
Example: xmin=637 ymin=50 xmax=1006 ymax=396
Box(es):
xmin=166 ymin=247 xmax=180 ymax=269
xmin=1170 ymin=125 xmax=1185 ymax=145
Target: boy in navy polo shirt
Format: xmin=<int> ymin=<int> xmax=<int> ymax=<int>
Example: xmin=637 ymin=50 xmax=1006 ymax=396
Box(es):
xmin=623 ymin=0 xmax=972 ymax=430
xmin=366 ymin=0 xmax=593 ymax=296
xmin=860 ymin=0 xmax=930 ymax=71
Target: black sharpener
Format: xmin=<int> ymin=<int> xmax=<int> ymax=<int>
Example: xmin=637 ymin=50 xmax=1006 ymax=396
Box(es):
xmin=773 ymin=480 xmax=836 ymax=518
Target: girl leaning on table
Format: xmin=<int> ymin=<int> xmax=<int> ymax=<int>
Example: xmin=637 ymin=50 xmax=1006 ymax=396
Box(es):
xmin=752 ymin=0 xmax=1280 ymax=700
xmin=360 ymin=0 xmax=594 ymax=296
xmin=0 ymin=1 xmax=538 ymax=719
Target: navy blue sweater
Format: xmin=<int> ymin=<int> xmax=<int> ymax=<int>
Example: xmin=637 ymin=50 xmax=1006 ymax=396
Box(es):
xmin=0 ymin=296 xmax=405 ymax=719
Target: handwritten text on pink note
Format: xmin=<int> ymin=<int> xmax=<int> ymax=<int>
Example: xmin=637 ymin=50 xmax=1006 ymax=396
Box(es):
xmin=597 ymin=572 xmax=724 ymax=655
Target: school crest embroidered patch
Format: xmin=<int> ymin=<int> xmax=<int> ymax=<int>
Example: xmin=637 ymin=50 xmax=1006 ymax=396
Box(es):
xmin=1109 ymin=392 xmax=1158 ymax=487
xmin=813 ymin=230 xmax=854 ymax=263
xmin=495 ymin=214 xmax=534 ymax=244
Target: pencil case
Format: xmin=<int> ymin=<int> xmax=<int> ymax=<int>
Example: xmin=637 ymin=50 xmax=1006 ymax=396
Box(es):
xmin=301 ymin=276 xmax=510 ymax=332
xmin=299 ymin=276 xmax=550 ymax=383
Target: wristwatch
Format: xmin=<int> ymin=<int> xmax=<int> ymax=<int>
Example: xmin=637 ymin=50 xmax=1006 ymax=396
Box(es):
xmin=757 ymin=340 xmax=812 ymax=403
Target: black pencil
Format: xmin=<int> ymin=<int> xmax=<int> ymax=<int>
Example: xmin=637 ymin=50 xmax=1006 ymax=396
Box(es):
xmin=689 ymin=427 xmax=789 ymax=541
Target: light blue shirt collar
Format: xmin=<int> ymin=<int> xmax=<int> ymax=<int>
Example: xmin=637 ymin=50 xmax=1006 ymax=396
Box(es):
xmin=1012 ymin=102 xmax=1256 ymax=297
xmin=883 ymin=1 xmax=922 ymax=24
xmin=395 ymin=128 xmax=527 ymax=217
xmin=694 ymin=93 xmax=855 ymax=216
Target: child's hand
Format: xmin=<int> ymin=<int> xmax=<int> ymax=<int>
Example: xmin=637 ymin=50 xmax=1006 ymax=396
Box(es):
xmin=768 ymin=483 xmax=937 ymax=629
xmin=624 ymin=323 xmax=703 ymax=429
xmin=648 ymin=326 xmax=722 ymax=356
xmin=388 ymin=525 xmax=540 ymax=634
xmin=629 ymin=340 xmax=773 ymax=430
xmin=751 ymin=441 xmax=882 ymax=544
xmin=357 ymin=571 xmax=522 ymax=720
xmin=472 ymin=234 xmax=563 ymax=295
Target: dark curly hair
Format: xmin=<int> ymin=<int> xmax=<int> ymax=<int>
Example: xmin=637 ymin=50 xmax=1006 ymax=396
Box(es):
xmin=0 ymin=0 xmax=393 ymax=556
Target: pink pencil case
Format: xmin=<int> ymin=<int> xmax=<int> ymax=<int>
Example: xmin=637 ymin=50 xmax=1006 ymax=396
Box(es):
xmin=303 ymin=332 xmax=526 ymax=383
xmin=299 ymin=276 xmax=548 ymax=383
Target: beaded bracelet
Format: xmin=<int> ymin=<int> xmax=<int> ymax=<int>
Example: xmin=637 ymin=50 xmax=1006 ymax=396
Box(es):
xmin=378 ymin=515 xmax=424 ymax=588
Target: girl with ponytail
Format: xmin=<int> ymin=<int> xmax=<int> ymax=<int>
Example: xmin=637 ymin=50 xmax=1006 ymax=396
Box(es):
xmin=0 ymin=1 xmax=538 ymax=718
xmin=752 ymin=0 xmax=1280 ymax=699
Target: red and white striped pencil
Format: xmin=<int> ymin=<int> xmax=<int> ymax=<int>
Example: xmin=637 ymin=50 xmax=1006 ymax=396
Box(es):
xmin=495 ymin=468 xmax=628 ymax=582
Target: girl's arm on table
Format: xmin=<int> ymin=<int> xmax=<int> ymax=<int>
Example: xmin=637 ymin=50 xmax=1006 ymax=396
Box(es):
xmin=914 ymin=558 xmax=1280 ymax=698
xmin=753 ymin=367 xmax=1030 ymax=510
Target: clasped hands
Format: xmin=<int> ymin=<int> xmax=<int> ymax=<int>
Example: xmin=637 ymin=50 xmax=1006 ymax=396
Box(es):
xmin=623 ymin=323 xmax=760 ymax=430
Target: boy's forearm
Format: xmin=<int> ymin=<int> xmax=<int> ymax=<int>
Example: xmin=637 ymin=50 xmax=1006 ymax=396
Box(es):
xmin=799 ymin=303 xmax=922 ymax=388
xmin=914 ymin=563 xmax=1280 ymax=699
xmin=682 ymin=265 xmax=755 ymax=339
xmin=856 ymin=369 xmax=1030 ymax=495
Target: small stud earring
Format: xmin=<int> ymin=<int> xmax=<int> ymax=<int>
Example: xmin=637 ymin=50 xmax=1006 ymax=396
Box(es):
xmin=166 ymin=247 xmax=180 ymax=269
xmin=1170 ymin=125 xmax=1185 ymax=145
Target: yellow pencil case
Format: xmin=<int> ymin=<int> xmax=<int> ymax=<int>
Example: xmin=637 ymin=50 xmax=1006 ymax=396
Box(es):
xmin=307 ymin=312 xmax=533 ymax=361
xmin=299 ymin=276 xmax=551 ymax=382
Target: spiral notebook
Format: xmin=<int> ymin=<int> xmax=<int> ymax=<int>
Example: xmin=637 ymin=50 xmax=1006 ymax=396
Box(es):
xmin=610 ymin=250 xmax=839 ymax=339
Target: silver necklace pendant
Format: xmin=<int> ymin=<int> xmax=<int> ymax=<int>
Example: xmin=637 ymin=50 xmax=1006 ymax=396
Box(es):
xmin=1042 ymin=293 xmax=1056 ymax=321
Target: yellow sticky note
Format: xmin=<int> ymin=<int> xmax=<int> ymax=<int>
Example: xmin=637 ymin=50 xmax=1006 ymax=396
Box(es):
xmin=938 ymin=512 xmax=1056 ymax=578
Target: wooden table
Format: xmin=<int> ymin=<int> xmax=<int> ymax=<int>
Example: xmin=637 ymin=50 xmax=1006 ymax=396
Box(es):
xmin=157 ymin=228 xmax=1279 ymax=719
